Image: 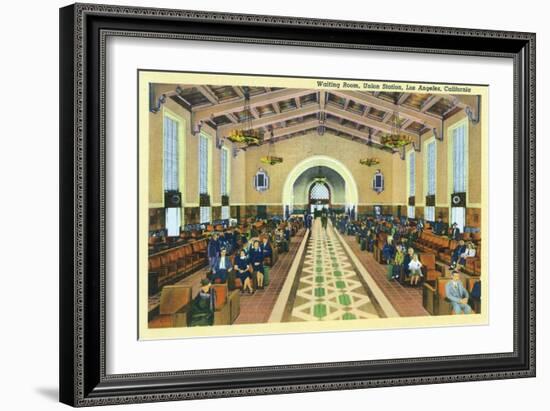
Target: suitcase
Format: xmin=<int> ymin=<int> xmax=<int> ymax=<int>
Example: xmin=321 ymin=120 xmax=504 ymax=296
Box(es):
xmin=264 ymin=266 xmax=270 ymax=286
xmin=360 ymin=238 xmax=367 ymax=251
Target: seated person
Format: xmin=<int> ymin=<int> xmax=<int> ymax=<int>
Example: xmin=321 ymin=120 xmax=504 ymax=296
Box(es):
xmin=408 ymin=253 xmax=423 ymax=286
xmin=261 ymin=236 xmax=273 ymax=265
xmin=190 ymin=278 xmax=216 ymax=326
xmin=445 ymin=271 xmax=473 ymax=314
xmin=450 ymin=240 xmax=467 ymax=269
xmin=382 ymin=236 xmax=396 ymax=264
xmin=234 ymin=249 xmax=254 ymax=294
xmin=249 ymin=240 xmax=265 ymax=289
xmin=457 ymin=241 xmax=476 ymax=268
xmin=469 ymin=280 xmax=481 ymax=311
xmin=433 ymin=216 xmax=445 ymax=235
xmin=449 ymin=222 xmax=461 ymax=240
xmin=241 ymin=239 xmax=252 ymax=256
xmin=210 ymin=248 xmax=232 ymax=283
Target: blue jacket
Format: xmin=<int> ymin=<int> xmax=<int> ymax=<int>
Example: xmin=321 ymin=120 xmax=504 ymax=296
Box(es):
xmin=249 ymin=247 xmax=264 ymax=269
xmin=207 ymin=238 xmax=220 ymax=259
xmin=261 ymin=241 xmax=272 ymax=259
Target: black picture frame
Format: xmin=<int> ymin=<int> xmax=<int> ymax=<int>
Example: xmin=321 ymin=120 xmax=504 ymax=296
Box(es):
xmin=59 ymin=3 xmax=536 ymax=407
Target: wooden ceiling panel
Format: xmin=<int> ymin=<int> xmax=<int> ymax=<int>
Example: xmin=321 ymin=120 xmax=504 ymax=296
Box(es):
xmin=300 ymin=93 xmax=318 ymax=106
xmin=327 ymin=93 xmax=346 ymax=107
xmin=209 ymin=85 xmax=239 ymax=101
xmin=176 ymin=87 xmax=211 ymax=106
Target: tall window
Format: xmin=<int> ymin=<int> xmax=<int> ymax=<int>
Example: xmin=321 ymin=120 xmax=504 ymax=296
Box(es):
xmin=164 ymin=116 xmax=179 ymax=191
xmin=452 ymin=123 xmax=467 ymax=193
xmin=164 ymin=115 xmax=180 ymax=236
xmin=220 ymin=148 xmax=230 ymax=220
xmin=408 ymin=151 xmax=416 ymax=219
xmin=199 ymin=133 xmax=211 ymax=224
xmin=451 ymin=122 xmax=467 ymax=231
xmin=425 ymin=140 xmax=436 ymax=222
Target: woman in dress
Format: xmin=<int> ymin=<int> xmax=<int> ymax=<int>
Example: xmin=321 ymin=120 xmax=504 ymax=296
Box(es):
xmin=234 ymin=249 xmax=253 ymax=294
xmin=249 ymin=240 xmax=265 ymax=289
xmin=408 ymin=253 xmax=423 ymax=286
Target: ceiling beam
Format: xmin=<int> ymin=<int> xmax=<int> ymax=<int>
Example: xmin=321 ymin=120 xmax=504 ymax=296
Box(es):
xmin=264 ymin=119 xmax=320 ymax=142
xmin=226 ymin=113 xmax=240 ymax=124
xmin=330 ymin=90 xmax=442 ymax=131
xmin=193 ymin=89 xmax=312 ymax=122
xmin=319 ymin=90 xmax=326 ymax=110
xmin=195 ymin=85 xmax=218 ymax=105
xmin=249 ymin=107 xmax=260 ymax=119
xmin=325 ymin=105 xmax=419 ymax=138
xmin=325 ymin=119 xmax=382 ymax=144
xmin=420 ymin=95 xmax=443 ymax=112
xmin=232 ymin=86 xmax=245 ymax=98
xmin=217 ymin=105 xmax=319 ymax=137
xmin=397 ymin=93 xmax=411 ymax=104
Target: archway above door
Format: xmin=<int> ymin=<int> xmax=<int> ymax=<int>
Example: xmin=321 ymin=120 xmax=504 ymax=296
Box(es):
xmin=282 ymin=155 xmax=359 ymax=211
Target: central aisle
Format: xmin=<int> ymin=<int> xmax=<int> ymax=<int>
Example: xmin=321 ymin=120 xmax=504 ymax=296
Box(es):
xmin=287 ymin=219 xmax=381 ymax=322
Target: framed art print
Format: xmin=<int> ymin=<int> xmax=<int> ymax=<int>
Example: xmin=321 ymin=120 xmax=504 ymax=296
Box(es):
xmin=59 ymin=3 xmax=536 ymax=407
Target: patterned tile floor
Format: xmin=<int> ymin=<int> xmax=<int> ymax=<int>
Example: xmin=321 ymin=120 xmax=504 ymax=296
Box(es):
xmin=287 ymin=220 xmax=380 ymax=322
xmin=342 ymin=234 xmax=428 ymax=317
xmin=234 ymin=229 xmax=305 ymax=325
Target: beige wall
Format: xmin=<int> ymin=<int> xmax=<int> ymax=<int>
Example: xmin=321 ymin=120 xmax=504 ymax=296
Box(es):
xmin=396 ymin=110 xmax=482 ymax=222
xmin=147 ymin=98 xmax=244 ymax=220
xmin=243 ymin=132 xmax=397 ymax=205
xmin=148 ymin=99 xmax=482 ymax=226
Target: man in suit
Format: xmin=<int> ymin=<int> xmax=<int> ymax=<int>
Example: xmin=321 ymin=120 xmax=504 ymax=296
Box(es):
xmin=207 ymin=232 xmax=221 ymax=270
xmin=445 ymin=271 xmax=473 ymax=314
xmin=211 ymin=247 xmax=233 ymax=284
xmin=434 ymin=216 xmax=445 ymax=235
xmin=449 ymin=222 xmax=461 ymax=240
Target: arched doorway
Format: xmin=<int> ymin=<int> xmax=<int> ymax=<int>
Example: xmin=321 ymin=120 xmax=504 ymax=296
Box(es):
xmin=308 ymin=180 xmax=331 ymax=213
xmin=282 ymin=155 xmax=358 ymax=215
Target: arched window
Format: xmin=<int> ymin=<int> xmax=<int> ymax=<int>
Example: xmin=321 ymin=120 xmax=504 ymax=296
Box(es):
xmin=310 ymin=182 xmax=330 ymax=200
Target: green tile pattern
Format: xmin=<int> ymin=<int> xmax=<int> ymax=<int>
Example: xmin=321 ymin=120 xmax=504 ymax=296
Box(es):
xmin=288 ymin=219 xmax=380 ymax=322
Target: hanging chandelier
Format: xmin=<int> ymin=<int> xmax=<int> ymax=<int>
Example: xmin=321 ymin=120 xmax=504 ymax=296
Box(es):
xmin=360 ymin=157 xmax=380 ymax=167
xmin=227 ymin=86 xmax=264 ymax=146
xmin=380 ymin=111 xmax=412 ymax=149
xmin=360 ymin=129 xmax=381 ymax=166
xmin=260 ymin=131 xmax=283 ymax=165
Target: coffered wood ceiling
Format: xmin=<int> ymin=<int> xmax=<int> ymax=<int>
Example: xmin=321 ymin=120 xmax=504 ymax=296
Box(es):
xmin=153 ymin=83 xmax=478 ymax=152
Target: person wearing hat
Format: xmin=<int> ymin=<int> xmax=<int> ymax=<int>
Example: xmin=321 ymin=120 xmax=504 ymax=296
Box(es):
xmin=211 ymin=247 xmax=232 ymax=284
xmin=190 ymin=278 xmax=216 ymax=326
xmin=445 ymin=271 xmax=473 ymax=314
